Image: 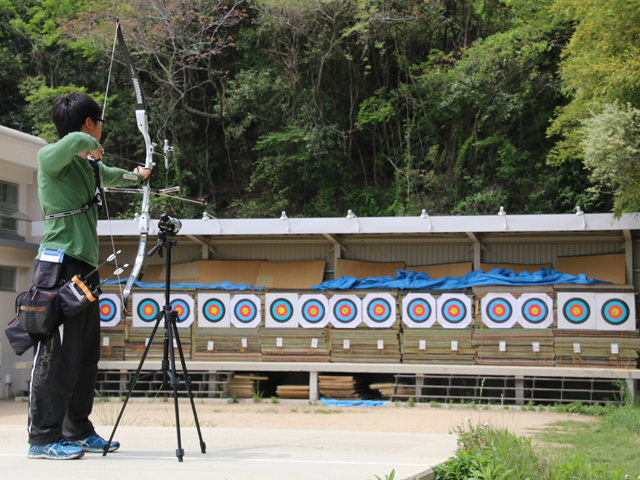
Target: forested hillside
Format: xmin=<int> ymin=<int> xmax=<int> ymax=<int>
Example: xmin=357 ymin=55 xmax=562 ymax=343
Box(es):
xmin=2 ymin=0 xmax=639 ymax=219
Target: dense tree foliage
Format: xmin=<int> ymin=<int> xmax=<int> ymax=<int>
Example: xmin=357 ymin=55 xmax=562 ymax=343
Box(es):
xmin=1 ymin=0 xmax=636 ymax=219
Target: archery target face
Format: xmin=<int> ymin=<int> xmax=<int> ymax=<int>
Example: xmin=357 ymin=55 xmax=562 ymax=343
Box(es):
xmin=266 ymin=293 xmax=298 ymax=328
xmin=481 ymin=293 xmax=517 ymax=329
xmin=230 ymin=294 xmax=261 ymax=328
xmin=362 ymin=293 xmax=397 ymax=328
xmin=197 ymin=293 xmax=230 ymax=328
xmin=132 ymin=293 xmax=164 ymax=327
xmin=402 ymin=293 xmax=436 ymax=328
xmin=329 ymin=294 xmax=362 ymax=329
xmin=169 ymin=294 xmax=195 ymax=328
xmin=516 ymin=293 xmax=554 ymax=329
xmin=436 ymin=294 xmax=472 ymax=329
xmin=99 ymin=293 xmax=121 ymax=328
xmin=596 ymin=293 xmax=636 ymax=331
xmin=298 ymin=294 xmax=330 ymax=328
xmin=557 ymin=292 xmax=596 ymax=330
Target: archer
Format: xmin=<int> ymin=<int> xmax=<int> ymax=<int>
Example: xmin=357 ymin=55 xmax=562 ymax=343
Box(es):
xmin=27 ymin=92 xmax=150 ymax=460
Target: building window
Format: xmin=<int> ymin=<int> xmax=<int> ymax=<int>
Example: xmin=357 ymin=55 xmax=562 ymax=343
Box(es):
xmin=0 ymin=181 xmax=19 ymax=233
xmin=0 ymin=266 xmax=16 ymax=291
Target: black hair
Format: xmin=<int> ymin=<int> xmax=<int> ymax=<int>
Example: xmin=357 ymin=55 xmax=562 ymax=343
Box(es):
xmin=52 ymin=92 xmax=102 ymax=138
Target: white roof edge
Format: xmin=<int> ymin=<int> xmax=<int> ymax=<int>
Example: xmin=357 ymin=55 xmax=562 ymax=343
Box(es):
xmin=0 ymin=125 xmax=47 ymax=148
xmin=29 ymin=212 xmax=640 ymax=237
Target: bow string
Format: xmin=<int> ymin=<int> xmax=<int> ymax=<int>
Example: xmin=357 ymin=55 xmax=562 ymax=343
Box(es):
xmin=101 ymin=20 xmax=206 ymax=312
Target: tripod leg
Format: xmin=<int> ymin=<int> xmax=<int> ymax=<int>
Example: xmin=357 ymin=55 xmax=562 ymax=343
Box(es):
xmin=166 ymin=309 xmax=184 ymax=462
xmin=103 ymin=311 xmax=163 ymax=456
xmin=172 ymin=320 xmax=207 ymax=453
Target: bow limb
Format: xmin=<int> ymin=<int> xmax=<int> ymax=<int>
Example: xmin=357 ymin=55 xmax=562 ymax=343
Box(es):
xmin=116 ymin=20 xmax=154 ymax=311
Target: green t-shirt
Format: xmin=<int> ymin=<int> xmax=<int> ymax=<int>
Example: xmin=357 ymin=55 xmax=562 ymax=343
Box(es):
xmin=37 ymin=131 xmax=143 ymax=267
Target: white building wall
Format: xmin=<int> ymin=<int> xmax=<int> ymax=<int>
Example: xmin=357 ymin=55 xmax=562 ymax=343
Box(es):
xmin=0 ymin=126 xmax=45 ymax=398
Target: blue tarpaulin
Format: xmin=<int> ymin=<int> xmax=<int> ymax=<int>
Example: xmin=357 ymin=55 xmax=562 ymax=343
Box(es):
xmin=320 ymin=397 xmax=385 ymax=407
xmin=311 ymin=268 xmax=609 ymax=291
xmin=102 ymin=278 xmax=263 ymax=291
xmin=101 ymin=268 xmax=606 ymax=292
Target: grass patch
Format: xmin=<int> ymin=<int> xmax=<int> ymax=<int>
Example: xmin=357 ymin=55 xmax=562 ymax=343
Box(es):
xmin=315 ymin=409 xmax=342 ymax=414
xmin=539 ymin=402 xmax=640 ymax=477
xmin=434 ymin=417 xmax=630 ymax=479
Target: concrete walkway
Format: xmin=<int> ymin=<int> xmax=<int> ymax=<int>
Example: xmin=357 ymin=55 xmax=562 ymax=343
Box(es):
xmin=0 ymin=425 xmax=456 ymax=480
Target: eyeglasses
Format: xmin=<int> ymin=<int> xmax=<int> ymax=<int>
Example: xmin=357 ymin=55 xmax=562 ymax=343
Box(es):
xmin=93 ymin=118 xmax=105 ymax=128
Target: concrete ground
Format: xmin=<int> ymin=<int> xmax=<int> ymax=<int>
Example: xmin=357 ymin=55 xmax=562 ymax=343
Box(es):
xmin=0 ymin=399 xmax=592 ymax=480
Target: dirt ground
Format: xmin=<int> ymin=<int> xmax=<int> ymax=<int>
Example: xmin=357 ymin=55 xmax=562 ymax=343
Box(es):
xmin=0 ymin=399 xmax=594 ymax=438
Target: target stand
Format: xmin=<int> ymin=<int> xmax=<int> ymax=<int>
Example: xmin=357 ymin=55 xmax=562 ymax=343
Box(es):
xmin=103 ymin=226 xmax=206 ymax=462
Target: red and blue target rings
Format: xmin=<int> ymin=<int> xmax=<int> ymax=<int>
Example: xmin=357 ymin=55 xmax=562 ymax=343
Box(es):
xmin=406 ymin=298 xmax=432 ymax=323
xmin=440 ymin=298 xmax=467 ymax=323
xmin=99 ymin=298 xmax=118 ymax=323
xmin=367 ymin=298 xmax=392 ymax=323
xmin=563 ymin=298 xmax=591 ymax=324
xmin=234 ymin=299 xmax=258 ymax=323
xmin=601 ymin=299 xmax=630 ymax=325
xmin=270 ymin=298 xmax=294 ymax=323
xmin=170 ymin=298 xmax=191 ymax=323
xmin=302 ymin=299 xmax=325 ymax=323
xmin=485 ymin=297 xmax=513 ymax=324
xmin=137 ymin=298 xmax=160 ymax=323
xmin=521 ymin=298 xmax=548 ymax=324
xmin=202 ymin=298 xmax=225 ymax=323
xmin=333 ymin=298 xmax=358 ymax=323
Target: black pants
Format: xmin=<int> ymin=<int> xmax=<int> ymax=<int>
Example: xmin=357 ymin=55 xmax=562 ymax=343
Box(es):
xmin=28 ymin=258 xmax=100 ymax=446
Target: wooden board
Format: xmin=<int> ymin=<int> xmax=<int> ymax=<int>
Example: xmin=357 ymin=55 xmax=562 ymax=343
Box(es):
xmin=557 ymin=254 xmax=626 ymax=284
xmin=406 ymin=262 xmax=472 ymax=278
xmin=143 ymin=260 xmax=263 ymax=285
xmin=200 ymin=260 xmax=263 ymax=285
xmin=336 ymin=259 xmax=405 ymax=279
xmin=480 ymin=263 xmax=552 ymax=274
xmin=255 ymin=260 xmax=326 ymax=289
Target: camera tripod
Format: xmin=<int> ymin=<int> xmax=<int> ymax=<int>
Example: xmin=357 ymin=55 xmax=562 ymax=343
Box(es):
xmin=103 ymin=225 xmax=206 ymax=462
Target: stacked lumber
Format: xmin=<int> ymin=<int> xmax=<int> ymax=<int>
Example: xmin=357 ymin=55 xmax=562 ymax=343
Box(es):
xmin=369 ymin=383 xmax=414 ymax=399
xmin=318 ymin=375 xmax=359 ymax=399
xmin=473 ymin=327 xmax=555 ymax=366
xmin=261 ymin=328 xmax=329 ymax=362
xmin=401 ymin=326 xmax=475 ymax=364
xmin=193 ymin=327 xmax=261 ymax=361
xmin=276 ymin=385 xmax=309 ymax=399
xmin=554 ymin=330 xmax=640 ymax=369
xmin=328 ymin=326 xmax=401 ymax=363
xmin=124 ymin=325 xmax=192 ymax=360
xmin=100 ymin=324 xmax=125 ymax=360
xmin=229 ymin=374 xmax=269 ymax=399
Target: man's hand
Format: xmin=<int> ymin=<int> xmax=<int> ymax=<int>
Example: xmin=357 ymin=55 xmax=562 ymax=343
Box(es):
xmin=134 ymin=166 xmax=152 ymax=180
xmin=87 ymin=144 xmax=104 ymax=160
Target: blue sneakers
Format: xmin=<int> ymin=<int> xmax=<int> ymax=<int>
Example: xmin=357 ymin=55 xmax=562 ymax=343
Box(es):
xmin=70 ymin=433 xmax=120 ymax=453
xmin=28 ymin=439 xmax=85 ymax=459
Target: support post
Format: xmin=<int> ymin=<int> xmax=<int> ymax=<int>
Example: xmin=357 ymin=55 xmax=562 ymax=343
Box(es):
xmin=515 ymin=377 xmax=525 ymax=405
xmin=466 ymin=232 xmax=482 ymax=271
xmin=309 ymin=371 xmax=319 ymax=402
xmin=415 ymin=375 xmax=424 ymax=399
xmin=625 ymin=378 xmax=637 ymax=405
xmin=624 ymin=230 xmax=633 ymax=284
xmin=119 ymin=370 xmax=127 ymax=397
